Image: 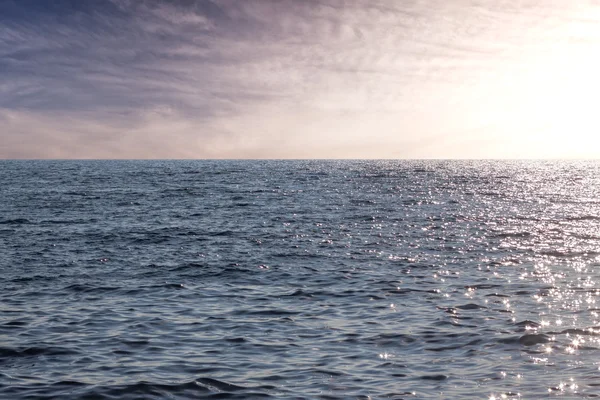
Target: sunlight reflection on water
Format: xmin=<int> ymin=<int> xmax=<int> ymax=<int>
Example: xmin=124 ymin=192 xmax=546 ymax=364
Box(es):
xmin=1 ymin=160 xmax=600 ymax=398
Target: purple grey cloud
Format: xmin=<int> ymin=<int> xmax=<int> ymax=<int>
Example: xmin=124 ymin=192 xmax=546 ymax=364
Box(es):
xmin=1 ymin=0 xmax=600 ymax=158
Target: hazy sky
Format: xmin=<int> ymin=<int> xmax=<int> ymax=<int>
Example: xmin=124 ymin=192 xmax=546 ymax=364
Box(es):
xmin=2 ymin=0 xmax=600 ymax=159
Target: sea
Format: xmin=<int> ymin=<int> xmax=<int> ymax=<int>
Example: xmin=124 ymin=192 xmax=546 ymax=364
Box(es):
xmin=1 ymin=160 xmax=600 ymax=399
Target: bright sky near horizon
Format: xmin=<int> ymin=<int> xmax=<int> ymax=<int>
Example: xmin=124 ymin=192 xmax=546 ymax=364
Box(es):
xmin=1 ymin=0 xmax=600 ymax=159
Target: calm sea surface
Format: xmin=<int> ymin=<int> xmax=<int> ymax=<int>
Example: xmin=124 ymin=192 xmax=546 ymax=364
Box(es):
xmin=2 ymin=160 xmax=600 ymax=399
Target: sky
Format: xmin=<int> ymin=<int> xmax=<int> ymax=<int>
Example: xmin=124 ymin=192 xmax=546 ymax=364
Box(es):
xmin=1 ymin=0 xmax=600 ymax=159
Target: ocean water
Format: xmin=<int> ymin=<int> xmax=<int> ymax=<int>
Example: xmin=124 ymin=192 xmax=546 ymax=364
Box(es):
xmin=1 ymin=160 xmax=600 ymax=399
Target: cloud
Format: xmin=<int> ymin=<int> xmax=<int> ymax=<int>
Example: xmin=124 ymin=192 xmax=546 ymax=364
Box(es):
xmin=1 ymin=0 xmax=600 ymax=158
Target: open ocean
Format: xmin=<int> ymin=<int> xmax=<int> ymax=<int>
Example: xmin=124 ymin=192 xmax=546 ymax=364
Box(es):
xmin=2 ymin=160 xmax=600 ymax=399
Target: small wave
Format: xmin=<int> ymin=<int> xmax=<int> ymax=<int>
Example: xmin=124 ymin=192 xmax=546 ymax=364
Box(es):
xmin=455 ymin=303 xmax=487 ymax=310
xmin=120 ymin=339 xmax=150 ymax=347
xmin=11 ymin=275 xmax=58 ymax=283
xmin=395 ymin=288 xmax=440 ymax=295
xmin=419 ymin=374 xmax=448 ymax=381
xmin=480 ymin=191 xmax=502 ymax=197
xmin=233 ymin=309 xmax=299 ymax=317
xmin=281 ymin=289 xmax=314 ymax=298
xmin=195 ymin=377 xmax=248 ymax=392
xmin=0 ymin=218 xmax=30 ymax=224
xmin=61 ymin=284 xmax=119 ymax=294
xmin=564 ymin=215 xmax=600 ymax=221
xmin=0 ymin=346 xmax=78 ymax=360
xmin=466 ymin=284 xmax=503 ymax=290
xmin=210 ymin=230 xmax=236 ymax=237
xmin=135 ymin=283 xmax=187 ymax=291
xmin=538 ymin=250 xmax=600 ymax=258
xmin=97 ymin=380 xmax=219 ymax=399
xmin=40 ymin=219 xmax=93 ymax=225
xmin=548 ymin=327 xmax=600 ymax=336
xmin=350 ymin=199 xmax=377 ymax=205
xmin=64 ymin=191 xmax=90 ymax=196
xmin=494 ymin=231 xmax=532 ymax=238
xmin=365 ymin=333 xmax=416 ymax=345
xmin=518 ymin=334 xmax=550 ymax=346
xmin=514 ymin=320 xmax=541 ymax=328
xmin=226 ymin=202 xmax=253 ymax=208
xmin=168 ymin=262 xmax=207 ymax=272
xmin=224 ymin=337 xmax=247 ymax=343
xmin=3 ymin=318 xmax=28 ymax=326
xmin=484 ymin=293 xmax=511 ymax=298
xmin=130 ymin=235 xmax=172 ymax=245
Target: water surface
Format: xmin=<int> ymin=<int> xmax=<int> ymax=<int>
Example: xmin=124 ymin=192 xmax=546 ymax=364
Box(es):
xmin=2 ymin=160 xmax=600 ymax=399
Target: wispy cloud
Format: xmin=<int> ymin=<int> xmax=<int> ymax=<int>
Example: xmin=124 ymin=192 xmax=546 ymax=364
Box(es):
xmin=1 ymin=0 xmax=600 ymax=158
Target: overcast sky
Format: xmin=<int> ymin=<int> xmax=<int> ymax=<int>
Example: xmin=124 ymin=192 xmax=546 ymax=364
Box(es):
xmin=2 ymin=0 xmax=600 ymax=159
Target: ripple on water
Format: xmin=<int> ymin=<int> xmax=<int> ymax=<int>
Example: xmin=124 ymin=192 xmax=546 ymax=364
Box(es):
xmin=2 ymin=160 xmax=600 ymax=398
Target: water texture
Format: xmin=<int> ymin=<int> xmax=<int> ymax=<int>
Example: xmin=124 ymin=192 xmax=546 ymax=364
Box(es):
xmin=1 ymin=160 xmax=600 ymax=399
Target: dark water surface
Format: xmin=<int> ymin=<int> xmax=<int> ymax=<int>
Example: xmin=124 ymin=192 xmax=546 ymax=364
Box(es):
xmin=2 ymin=160 xmax=600 ymax=399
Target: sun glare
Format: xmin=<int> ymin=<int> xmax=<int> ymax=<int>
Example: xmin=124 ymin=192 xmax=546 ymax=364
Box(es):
xmin=511 ymin=9 xmax=600 ymax=158
xmin=473 ymin=41 xmax=600 ymax=157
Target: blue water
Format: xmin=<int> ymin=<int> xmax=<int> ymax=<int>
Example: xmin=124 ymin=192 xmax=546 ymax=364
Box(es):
xmin=2 ymin=160 xmax=600 ymax=399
